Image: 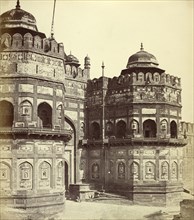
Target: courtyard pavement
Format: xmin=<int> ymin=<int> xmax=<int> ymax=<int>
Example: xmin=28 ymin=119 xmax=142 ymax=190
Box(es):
xmin=1 ymin=192 xmax=193 ymax=220
xmin=58 ymin=199 xmax=179 ymax=220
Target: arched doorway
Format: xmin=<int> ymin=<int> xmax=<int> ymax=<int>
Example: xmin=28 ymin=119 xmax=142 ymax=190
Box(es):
xmin=116 ymin=120 xmax=126 ymax=138
xmin=0 ymin=100 xmax=14 ymax=127
xmin=64 ymin=161 xmax=69 ymax=191
xmin=170 ymin=121 xmax=177 ymax=138
xmin=91 ymin=122 xmax=100 ymax=139
xmin=37 ymin=102 xmax=52 ymax=128
xmin=143 ymin=119 xmax=157 ymax=138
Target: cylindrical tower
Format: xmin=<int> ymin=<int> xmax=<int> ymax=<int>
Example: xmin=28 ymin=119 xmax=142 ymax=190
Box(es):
xmin=0 ymin=2 xmax=72 ymax=212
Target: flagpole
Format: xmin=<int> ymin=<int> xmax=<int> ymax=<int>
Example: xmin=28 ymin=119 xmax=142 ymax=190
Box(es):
xmin=101 ymin=62 xmax=106 ymax=192
xmin=51 ymin=0 xmax=56 ymax=39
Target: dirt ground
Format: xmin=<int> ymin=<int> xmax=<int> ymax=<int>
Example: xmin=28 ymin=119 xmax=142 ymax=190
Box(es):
xmin=0 ymin=199 xmax=180 ymax=220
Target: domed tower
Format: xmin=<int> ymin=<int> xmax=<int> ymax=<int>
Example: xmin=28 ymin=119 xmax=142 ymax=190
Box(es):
xmin=0 ymin=1 xmax=72 ymax=211
xmin=82 ymin=44 xmax=187 ymax=206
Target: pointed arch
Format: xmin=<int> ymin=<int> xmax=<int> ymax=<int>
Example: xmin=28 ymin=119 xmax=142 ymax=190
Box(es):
xmin=170 ymin=120 xmax=177 ymax=138
xmin=116 ymin=120 xmax=126 ymax=138
xmin=37 ymin=102 xmax=52 ymax=128
xmin=91 ymin=122 xmax=100 ymax=139
xmin=145 ymin=161 xmax=155 ymax=180
xmin=91 ymin=163 xmax=100 ymax=179
xmin=34 ymin=35 xmax=42 ymax=49
xmin=143 ymin=119 xmax=157 ymax=138
xmin=161 ymin=161 xmax=169 ymax=180
xmin=24 ymin=33 xmax=33 ymax=48
xmin=118 ymin=161 xmax=125 ymax=180
xmin=105 ymin=121 xmax=114 ymax=136
xmin=12 ymin=33 xmax=23 ymax=48
xmin=19 ymin=162 xmax=33 ymax=189
xmin=130 ymin=161 xmax=140 ymax=180
xmin=0 ymin=162 xmax=11 ymax=189
xmin=20 ymin=100 xmax=33 ymax=120
xmin=39 ymin=161 xmax=51 ymax=188
xmin=171 ymin=161 xmax=178 ymax=180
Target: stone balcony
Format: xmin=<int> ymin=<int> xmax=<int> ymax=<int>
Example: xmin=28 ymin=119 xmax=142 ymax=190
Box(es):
xmin=81 ymin=136 xmax=187 ymax=147
xmin=0 ymin=126 xmax=73 ymax=142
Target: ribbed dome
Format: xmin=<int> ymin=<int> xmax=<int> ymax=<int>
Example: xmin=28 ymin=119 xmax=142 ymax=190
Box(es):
xmin=0 ymin=1 xmax=37 ymax=31
xmin=127 ymin=44 xmax=159 ymax=68
xmin=66 ymin=54 xmax=79 ymax=64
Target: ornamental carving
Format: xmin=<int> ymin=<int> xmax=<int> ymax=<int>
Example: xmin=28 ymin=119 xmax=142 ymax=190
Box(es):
xmin=19 ymin=162 xmax=32 ymax=189
xmin=39 ymin=161 xmax=51 ymax=188
xmin=0 ymin=162 xmax=11 ymax=189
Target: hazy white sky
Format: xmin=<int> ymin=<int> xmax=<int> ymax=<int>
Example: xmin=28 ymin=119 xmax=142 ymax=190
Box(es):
xmin=0 ymin=0 xmax=193 ymax=123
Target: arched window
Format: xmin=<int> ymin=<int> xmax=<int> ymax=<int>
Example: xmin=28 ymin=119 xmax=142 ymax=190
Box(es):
xmin=0 ymin=100 xmax=14 ymax=127
xmin=43 ymin=39 xmax=50 ymax=52
xmin=138 ymin=72 xmax=144 ymax=82
xmin=19 ymin=162 xmax=32 ymax=189
xmin=171 ymin=161 xmax=178 ymax=180
xmin=130 ymin=162 xmax=139 ymax=180
xmin=38 ymin=102 xmax=52 ymax=128
xmin=0 ymin=162 xmax=11 ymax=189
xmin=116 ymin=120 xmax=126 ymax=138
xmin=91 ymin=163 xmax=99 ymax=179
xmin=24 ymin=33 xmax=33 ymax=48
xmin=170 ymin=121 xmax=177 ymax=138
xmin=91 ymin=122 xmax=100 ymax=139
xmin=106 ymin=121 xmax=114 ymax=136
xmin=34 ymin=35 xmax=42 ymax=49
xmin=145 ymin=161 xmax=155 ymax=180
xmin=12 ymin=33 xmax=22 ymax=48
xmin=161 ymin=161 xmax=169 ymax=180
xmin=39 ymin=161 xmax=51 ymax=188
xmin=20 ymin=100 xmax=32 ymax=120
xmin=143 ymin=119 xmax=157 ymax=138
xmin=118 ymin=162 xmax=125 ymax=179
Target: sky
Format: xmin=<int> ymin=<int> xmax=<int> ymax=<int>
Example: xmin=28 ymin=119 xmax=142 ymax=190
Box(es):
xmin=0 ymin=0 xmax=193 ymax=123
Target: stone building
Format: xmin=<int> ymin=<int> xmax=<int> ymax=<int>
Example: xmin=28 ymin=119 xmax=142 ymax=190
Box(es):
xmin=80 ymin=44 xmax=188 ymax=206
xmin=181 ymin=122 xmax=194 ymax=195
xmin=0 ymin=1 xmax=89 ymax=211
xmin=0 ymin=0 xmax=193 ymax=211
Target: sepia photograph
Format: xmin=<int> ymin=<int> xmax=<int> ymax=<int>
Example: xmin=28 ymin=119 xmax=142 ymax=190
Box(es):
xmin=0 ymin=0 xmax=193 ymax=219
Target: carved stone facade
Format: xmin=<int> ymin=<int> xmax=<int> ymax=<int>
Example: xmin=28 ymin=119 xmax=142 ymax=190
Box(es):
xmin=0 ymin=2 xmax=193 ymax=210
xmin=0 ymin=3 xmax=72 ymax=210
xmin=81 ymin=45 xmax=188 ymax=206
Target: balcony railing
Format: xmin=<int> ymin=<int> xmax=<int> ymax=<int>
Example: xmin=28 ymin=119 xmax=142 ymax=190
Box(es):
xmin=81 ymin=136 xmax=188 ymax=147
xmin=0 ymin=126 xmax=73 ymax=138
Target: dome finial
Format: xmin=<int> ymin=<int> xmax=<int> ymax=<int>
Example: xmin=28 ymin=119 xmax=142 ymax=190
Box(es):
xmin=16 ymin=0 xmax=21 ymax=9
xmin=140 ymin=42 xmax=144 ymax=51
xmin=101 ymin=61 xmax=105 ymax=77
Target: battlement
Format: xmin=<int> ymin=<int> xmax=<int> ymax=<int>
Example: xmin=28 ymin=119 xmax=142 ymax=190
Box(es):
xmin=120 ymin=71 xmax=181 ymax=88
xmin=0 ymin=31 xmax=65 ymax=59
xmin=181 ymin=121 xmax=194 ymax=135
